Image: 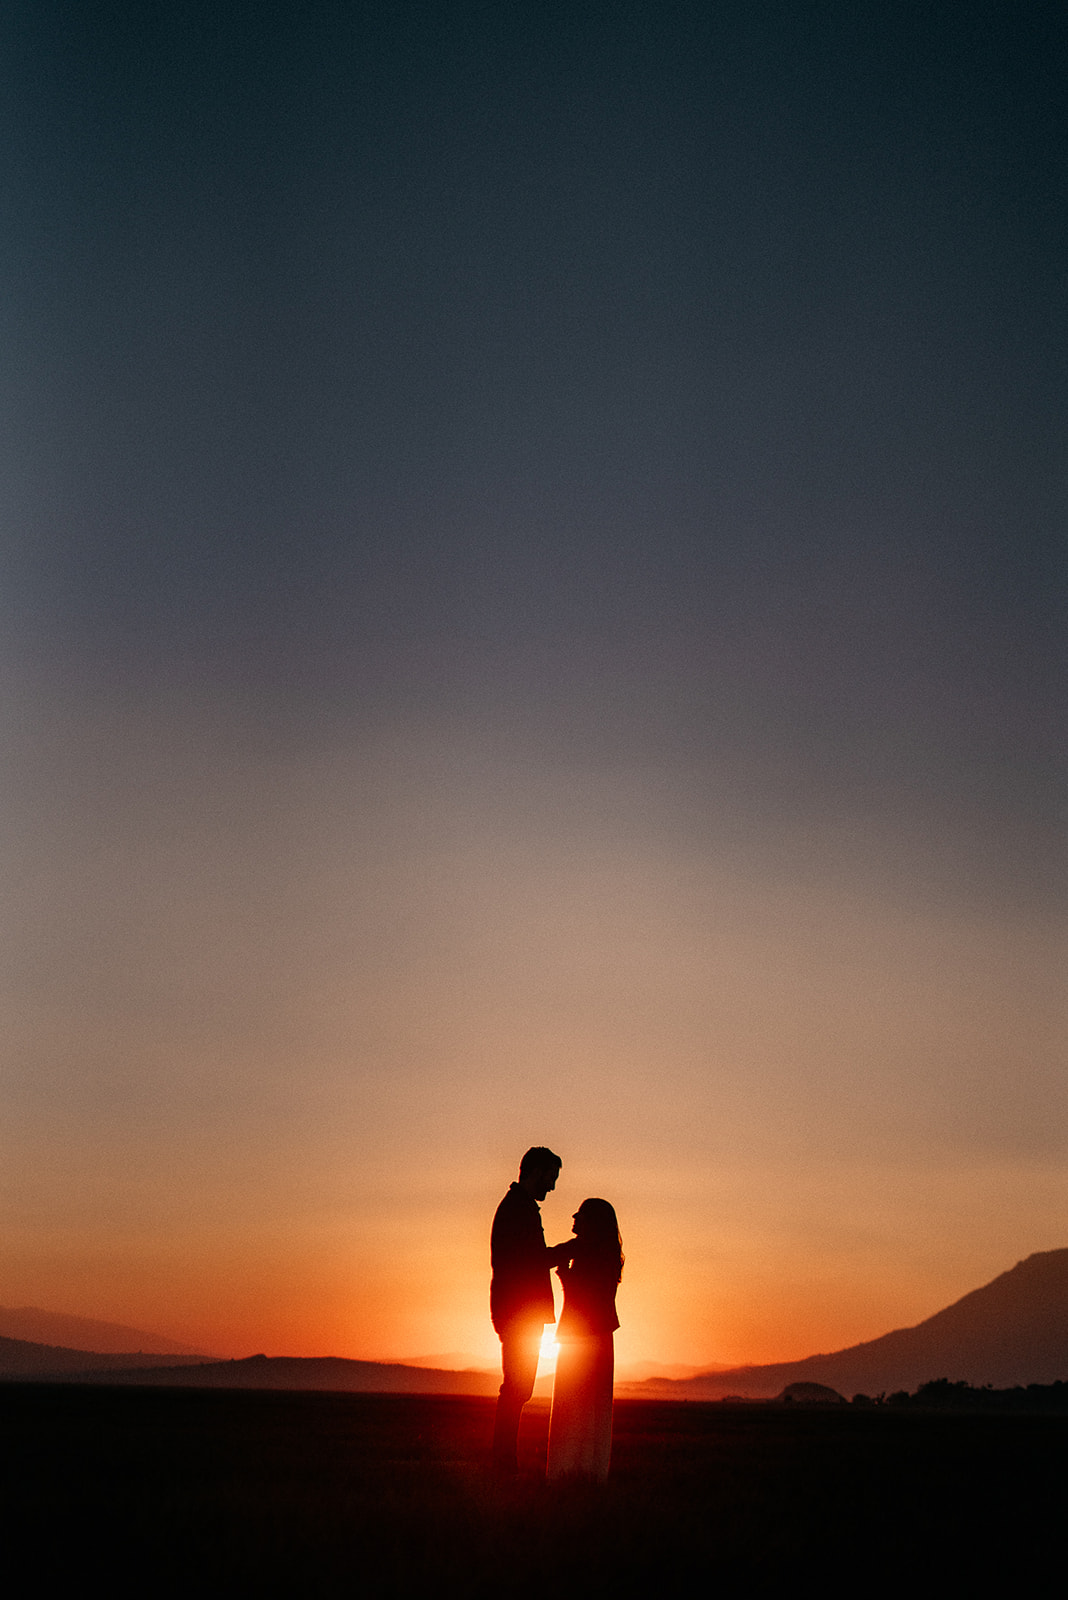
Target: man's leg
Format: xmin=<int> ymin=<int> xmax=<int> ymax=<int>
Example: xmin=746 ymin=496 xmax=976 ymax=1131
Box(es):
xmin=492 ymin=1322 xmax=541 ymax=1476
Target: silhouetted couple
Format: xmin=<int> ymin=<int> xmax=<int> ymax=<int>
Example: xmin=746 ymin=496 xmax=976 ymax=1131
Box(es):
xmin=490 ymin=1147 xmax=623 ymax=1481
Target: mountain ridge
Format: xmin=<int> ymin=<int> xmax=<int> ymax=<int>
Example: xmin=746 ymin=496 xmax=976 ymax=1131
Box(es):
xmin=4 ymin=1249 xmax=1065 ymax=1398
xmin=0 ymin=1337 xmax=500 ymax=1394
xmin=0 ymin=1305 xmax=210 ymax=1356
xmin=619 ymin=1249 xmax=1068 ymax=1399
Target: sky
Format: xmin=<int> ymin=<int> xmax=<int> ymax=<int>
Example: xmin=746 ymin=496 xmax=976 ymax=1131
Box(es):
xmin=1 ymin=1 xmax=1064 ymax=1371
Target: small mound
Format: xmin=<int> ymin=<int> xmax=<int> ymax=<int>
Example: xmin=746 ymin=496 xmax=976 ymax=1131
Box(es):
xmin=779 ymin=1381 xmax=846 ymax=1404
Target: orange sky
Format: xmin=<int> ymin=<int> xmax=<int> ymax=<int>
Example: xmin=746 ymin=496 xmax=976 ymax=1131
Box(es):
xmin=4 ymin=712 xmax=1064 ymax=1370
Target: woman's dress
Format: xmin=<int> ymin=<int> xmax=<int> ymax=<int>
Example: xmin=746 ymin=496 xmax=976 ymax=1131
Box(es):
xmin=546 ymin=1253 xmax=619 ymax=1482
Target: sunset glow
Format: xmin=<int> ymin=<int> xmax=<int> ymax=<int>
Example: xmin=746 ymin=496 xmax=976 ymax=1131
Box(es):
xmin=2 ymin=4 xmax=1063 ymax=1377
xmin=539 ymin=1329 xmax=560 ymax=1367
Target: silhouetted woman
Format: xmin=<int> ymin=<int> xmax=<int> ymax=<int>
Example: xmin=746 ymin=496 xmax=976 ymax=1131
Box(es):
xmin=546 ymin=1198 xmax=623 ymax=1482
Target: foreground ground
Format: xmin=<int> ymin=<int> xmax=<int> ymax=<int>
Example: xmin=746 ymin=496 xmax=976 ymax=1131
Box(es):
xmin=3 ymin=1383 xmax=1062 ymax=1595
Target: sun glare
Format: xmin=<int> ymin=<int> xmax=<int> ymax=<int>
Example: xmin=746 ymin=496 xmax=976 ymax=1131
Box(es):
xmin=539 ymin=1328 xmax=559 ymax=1365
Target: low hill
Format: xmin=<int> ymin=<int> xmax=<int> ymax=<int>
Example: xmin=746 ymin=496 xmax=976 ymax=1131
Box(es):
xmin=620 ymin=1249 xmax=1068 ymax=1400
xmin=0 ymin=1335 xmax=213 ymax=1376
xmin=0 ymin=1337 xmax=498 ymax=1395
xmin=0 ymin=1305 xmax=209 ymax=1356
xmin=80 ymin=1354 xmax=501 ymax=1395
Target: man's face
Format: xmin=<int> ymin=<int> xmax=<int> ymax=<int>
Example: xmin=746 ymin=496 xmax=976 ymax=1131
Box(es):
xmin=530 ymin=1167 xmax=557 ymax=1203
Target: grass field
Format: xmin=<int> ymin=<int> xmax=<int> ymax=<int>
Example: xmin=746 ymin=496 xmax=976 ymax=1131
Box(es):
xmin=3 ymin=1383 xmax=1062 ymax=1595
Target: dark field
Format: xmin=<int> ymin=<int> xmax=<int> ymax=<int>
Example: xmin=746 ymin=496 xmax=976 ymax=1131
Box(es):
xmin=3 ymin=1384 xmax=1062 ymax=1596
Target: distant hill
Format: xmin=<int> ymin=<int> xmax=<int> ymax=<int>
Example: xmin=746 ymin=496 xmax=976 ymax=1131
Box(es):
xmin=0 ymin=1338 xmax=499 ymax=1395
xmin=0 ymin=1306 xmax=209 ymax=1356
xmin=8 ymin=1249 xmax=1066 ymax=1401
xmin=619 ymin=1250 xmax=1068 ymax=1400
xmin=93 ymin=1355 xmax=500 ymax=1395
xmin=0 ymin=1334 xmax=213 ymax=1376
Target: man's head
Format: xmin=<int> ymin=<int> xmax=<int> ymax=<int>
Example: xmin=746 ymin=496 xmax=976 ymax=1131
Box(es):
xmin=518 ymin=1146 xmax=562 ymax=1202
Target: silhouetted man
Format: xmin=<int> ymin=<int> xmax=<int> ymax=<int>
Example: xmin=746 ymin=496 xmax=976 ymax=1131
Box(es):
xmin=490 ymin=1145 xmax=563 ymax=1476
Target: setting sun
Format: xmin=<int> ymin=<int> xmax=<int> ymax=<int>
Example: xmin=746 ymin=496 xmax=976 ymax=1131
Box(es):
xmin=539 ymin=1329 xmax=560 ymax=1365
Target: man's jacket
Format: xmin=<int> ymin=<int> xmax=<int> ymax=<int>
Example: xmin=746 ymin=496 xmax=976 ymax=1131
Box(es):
xmin=490 ymin=1183 xmax=555 ymax=1333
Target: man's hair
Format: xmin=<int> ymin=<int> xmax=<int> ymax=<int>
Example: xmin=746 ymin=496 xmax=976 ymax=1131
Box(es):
xmin=519 ymin=1146 xmax=562 ymax=1180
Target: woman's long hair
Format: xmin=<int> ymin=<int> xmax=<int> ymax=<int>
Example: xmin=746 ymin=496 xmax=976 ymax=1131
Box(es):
xmin=575 ymin=1198 xmax=624 ymax=1283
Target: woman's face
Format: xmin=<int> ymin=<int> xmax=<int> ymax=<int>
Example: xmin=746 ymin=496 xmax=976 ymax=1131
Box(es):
xmin=571 ymin=1206 xmax=589 ymax=1237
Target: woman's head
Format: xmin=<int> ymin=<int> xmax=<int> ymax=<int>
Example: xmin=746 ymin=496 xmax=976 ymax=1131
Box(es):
xmin=572 ymin=1198 xmax=624 ymax=1281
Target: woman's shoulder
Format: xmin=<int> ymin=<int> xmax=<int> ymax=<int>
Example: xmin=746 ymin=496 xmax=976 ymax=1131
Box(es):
xmin=573 ymin=1242 xmax=620 ymax=1277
